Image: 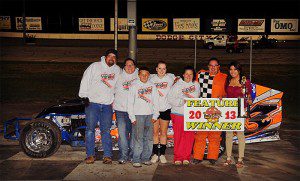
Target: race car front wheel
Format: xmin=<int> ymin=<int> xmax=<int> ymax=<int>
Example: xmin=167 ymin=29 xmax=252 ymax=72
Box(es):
xmin=20 ymin=118 xmax=62 ymax=158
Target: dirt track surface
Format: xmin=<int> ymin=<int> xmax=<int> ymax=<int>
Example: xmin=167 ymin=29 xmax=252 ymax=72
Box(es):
xmin=0 ymin=39 xmax=299 ymax=180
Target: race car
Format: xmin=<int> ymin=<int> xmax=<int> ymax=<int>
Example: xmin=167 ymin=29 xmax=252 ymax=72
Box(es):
xmin=3 ymin=84 xmax=283 ymax=158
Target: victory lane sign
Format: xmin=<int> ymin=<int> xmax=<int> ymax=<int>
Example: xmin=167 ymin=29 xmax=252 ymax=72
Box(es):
xmin=184 ymin=98 xmax=245 ymax=131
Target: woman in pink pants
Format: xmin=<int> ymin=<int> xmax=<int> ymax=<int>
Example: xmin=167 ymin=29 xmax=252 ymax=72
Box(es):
xmin=167 ymin=66 xmax=200 ymax=165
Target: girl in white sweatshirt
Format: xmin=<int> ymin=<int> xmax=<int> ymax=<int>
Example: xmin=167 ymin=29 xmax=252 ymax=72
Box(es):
xmin=150 ymin=61 xmax=177 ymax=164
xmin=127 ymin=67 xmax=160 ymax=167
xmin=167 ymin=66 xmax=200 ymax=165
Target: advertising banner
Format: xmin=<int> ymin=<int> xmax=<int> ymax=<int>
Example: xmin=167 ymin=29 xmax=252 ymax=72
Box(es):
xmin=271 ymin=19 xmax=298 ymax=32
xmin=173 ymin=18 xmax=200 ymax=32
xmin=110 ymin=18 xmax=128 ymax=31
xmin=238 ymin=19 xmax=265 ymax=32
xmin=16 ymin=17 xmax=42 ymax=30
xmin=142 ymin=18 xmax=168 ymax=32
xmin=184 ymin=98 xmax=245 ymax=131
xmin=211 ymin=19 xmax=227 ymax=32
xmin=0 ymin=16 xmax=11 ymax=30
xmin=79 ymin=18 xmax=104 ymax=31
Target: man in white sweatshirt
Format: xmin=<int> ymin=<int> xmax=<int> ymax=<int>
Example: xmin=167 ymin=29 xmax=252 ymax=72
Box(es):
xmin=113 ymin=58 xmax=138 ymax=164
xmin=79 ymin=49 xmax=121 ymax=164
xmin=127 ymin=67 xmax=160 ymax=167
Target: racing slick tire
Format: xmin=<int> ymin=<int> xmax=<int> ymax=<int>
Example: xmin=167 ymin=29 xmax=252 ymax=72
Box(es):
xmin=20 ymin=118 xmax=62 ymax=158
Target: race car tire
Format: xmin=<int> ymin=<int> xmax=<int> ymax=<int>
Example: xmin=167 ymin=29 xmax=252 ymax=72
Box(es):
xmin=20 ymin=118 xmax=62 ymax=158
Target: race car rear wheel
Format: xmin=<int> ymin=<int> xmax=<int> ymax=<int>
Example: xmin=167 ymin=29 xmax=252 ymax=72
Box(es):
xmin=20 ymin=118 xmax=62 ymax=158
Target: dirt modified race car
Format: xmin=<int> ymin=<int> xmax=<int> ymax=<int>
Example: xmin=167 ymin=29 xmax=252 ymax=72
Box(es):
xmin=3 ymin=84 xmax=283 ymax=158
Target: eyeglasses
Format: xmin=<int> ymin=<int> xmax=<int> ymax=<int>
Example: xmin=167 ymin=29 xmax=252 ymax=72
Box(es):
xmin=208 ymin=64 xmax=219 ymax=67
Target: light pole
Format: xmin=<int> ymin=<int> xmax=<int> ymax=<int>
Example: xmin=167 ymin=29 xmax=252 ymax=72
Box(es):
xmin=127 ymin=0 xmax=137 ymax=62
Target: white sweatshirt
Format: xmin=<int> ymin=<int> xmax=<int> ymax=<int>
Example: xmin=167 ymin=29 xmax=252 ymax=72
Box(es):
xmin=79 ymin=56 xmax=121 ymax=105
xmin=150 ymin=73 xmax=176 ymax=112
xmin=113 ymin=69 xmax=138 ymax=112
xmin=127 ymin=79 xmax=160 ymax=122
xmin=167 ymin=79 xmax=200 ymax=115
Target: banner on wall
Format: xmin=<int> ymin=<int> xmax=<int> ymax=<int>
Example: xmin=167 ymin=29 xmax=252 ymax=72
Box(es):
xmin=184 ymin=98 xmax=245 ymax=131
xmin=16 ymin=17 xmax=42 ymax=30
xmin=0 ymin=16 xmax=11 ymax=30
xmin=271 ymin=19 xmax=298 ymax=33
xmin=142 ymin=18 xmax=168 ymax=32
xmin=238 ymin=19 xmax=265 ymax=32
xmin=173 ymin=18 xmax=200 ymax=32
xmin=110 ymin=18 xmax=129 ymax=31
xmin=79 ymin=18 xmax=104 ymax=31
xmin=211 ymin=19 xmax=227 ymax=32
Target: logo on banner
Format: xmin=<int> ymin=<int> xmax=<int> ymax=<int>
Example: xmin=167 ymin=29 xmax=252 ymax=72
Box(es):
xmin=211 ymin=19 xmax=226 ymax=32
xmin=142 ymin=19 xmax=168 ymax=32
xmin=271 ymin=19 xmax=298 ymax=32
xmin=173 ymin=18 xmax=200 ymax=32
xmin=238 ymin=19 xmax=265 ymax=32
xmin=184 ymin=98 xmax=245 ymax=131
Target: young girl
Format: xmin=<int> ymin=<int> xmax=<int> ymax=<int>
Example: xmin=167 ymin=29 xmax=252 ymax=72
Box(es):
xmin=223 ymin=61 xmax=252 ymax=168
xmin=150 ymin=61 xmax=176 ymax=164
xmin=167 ymin=66 xmax=200 ymax=165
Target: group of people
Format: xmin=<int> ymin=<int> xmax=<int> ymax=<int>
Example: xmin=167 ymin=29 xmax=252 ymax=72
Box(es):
xmin=79 ymin=49 xmax=252 ymax=168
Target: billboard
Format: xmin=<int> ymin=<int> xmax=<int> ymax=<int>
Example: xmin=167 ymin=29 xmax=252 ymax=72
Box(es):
xmin=184 ymin=98 xmax=245 ymax=131
xmin=15 ymin=17 xmax=42 ymax=30
xmin=173 ymin=18 xmax=200 ymax=32
xmin=0 ymin=16 xmax=11 ymax=30
xmin=271 ymin=19 xmax=298 ymax=33
xmin=238 ymin=19 xmax=265 ymax=32
xmin=110 ymin=18 xmax=129 ymax=31
xmin=142 ymin=18 xmax=168 ymax=32
xmin=211 ymin=19 xmax=227 ymax=32
xmin=78 ymin=18 xmax=104 ymax=31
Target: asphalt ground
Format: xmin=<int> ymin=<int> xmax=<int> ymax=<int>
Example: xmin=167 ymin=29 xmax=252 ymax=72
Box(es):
xmin=0 ymin=38 xmax=299 ymax=180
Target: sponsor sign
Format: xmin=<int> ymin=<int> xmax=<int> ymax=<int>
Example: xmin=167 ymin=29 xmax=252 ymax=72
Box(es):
xmin=110 ymin=18 xmax=128 ymax=31
xmin=238 ymin=19 xmax=265 ymax=32
xmin=271 ymin=19 xmax=298 ymax=32
xmin=142 ymin=18 xmax=168 ymax=32
xmin=184 ymin=98 xmax=245 ymax=131
xmin=211 ymin=19 xmax=227 ymax=32
xmin=173 ymin=18 xmax=200 ymax=32
xmin=15 ymin=17 xmax=42 ymax=30
xmin=128 ymin=19 xmax=136 ymax=26
xmin=79 ymin=18 xmax=104 ymax=31
xmin=0 ymin=16 xmax=11 ymax=30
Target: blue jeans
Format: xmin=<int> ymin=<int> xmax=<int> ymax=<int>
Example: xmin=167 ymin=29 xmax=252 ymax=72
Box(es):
xmin=116 ymin=111 xmax=133 ymax=161
xmin=85 ymin=103 xmax=113 ymax=158
xmin=132 ymin=115 xmax=153 ymax=163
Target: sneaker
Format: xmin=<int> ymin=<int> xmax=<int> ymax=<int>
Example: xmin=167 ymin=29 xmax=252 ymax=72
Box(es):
xmin=133 ymin=163 xmax=142 ymax=167
xmin=192 ymin=159 xmax=202 ymax=164
xmin=174 ymin=161 xmax=182 ymax=165
xmin=159 ymin=155 xmax=167 ymax=164
xmin=183 ymin=160 xmax=190 ymax=165
xmin=103 ymin=157 xmax=112 ymax=164
xmin=118 ymin=160 xmax=126 ymax=164
xmin=143 ymin=161 xmax=152 ymax=166
xmin=151 ymin=154 xmax=159 ymax=163
xmin=85 ymin=156 xmax=95 ymax=164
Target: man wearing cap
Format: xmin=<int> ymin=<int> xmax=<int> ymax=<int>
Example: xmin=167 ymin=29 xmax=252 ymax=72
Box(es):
xmin=79 ymin=49 xmax=121 ymax=164
xmin=193 ymin=57 xmax=227 ymax=165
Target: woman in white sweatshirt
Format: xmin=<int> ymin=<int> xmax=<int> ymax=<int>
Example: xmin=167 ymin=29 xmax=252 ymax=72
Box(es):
xmin=150 ymin=61 xmax=176 ymax=164
xmin=114 ymin=58 xmax=138 ymax=164
xmin=167 ymin=66 xmax=200 ymax=165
